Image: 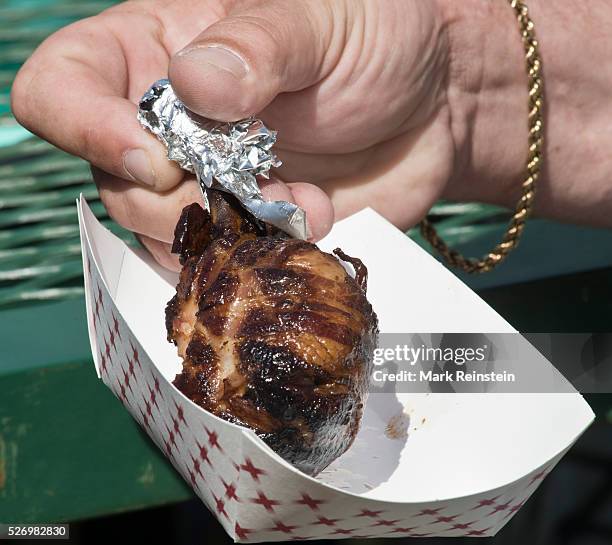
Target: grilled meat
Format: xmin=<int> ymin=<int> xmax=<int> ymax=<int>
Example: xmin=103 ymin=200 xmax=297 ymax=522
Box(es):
xmin=166 ymin=191 xmax=378 ymax=475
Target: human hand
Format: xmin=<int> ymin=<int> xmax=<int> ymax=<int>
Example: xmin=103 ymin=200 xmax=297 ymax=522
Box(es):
xmin=11 ymin=0 xmax=468 ymax=270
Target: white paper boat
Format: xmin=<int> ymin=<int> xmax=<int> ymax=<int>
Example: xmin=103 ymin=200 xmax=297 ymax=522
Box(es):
xmin=77 ymin=196 xmax=593 ymax=541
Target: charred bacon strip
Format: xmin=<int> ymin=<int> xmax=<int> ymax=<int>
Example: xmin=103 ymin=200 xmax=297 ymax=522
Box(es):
xmin=167 ymin=191 xmax=378 ymax=475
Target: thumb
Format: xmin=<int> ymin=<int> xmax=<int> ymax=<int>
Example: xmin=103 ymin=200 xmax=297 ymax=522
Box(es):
xmin=168 ymin=0 xmax=340 ymax=121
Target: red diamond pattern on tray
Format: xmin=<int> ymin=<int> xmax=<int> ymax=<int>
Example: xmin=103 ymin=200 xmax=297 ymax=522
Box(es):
xmin=163 ymin=422 xmax=178 ymax=458
xmin=504 ymin=501 xmax=526 ymax=519
xmin=449 ymin=521 xmax=476 ymax=530
xmin=147 ymin=381 xmax=160 ymax=412
xmin=127 ymin=356 xmax=136 ymax=380
xmin=104 ymin=334 xmax=112 ymax=361
xmin=527 ymin=466 xmax=550 ymax=487
xmin=94 ymin=292 xmax=102 ymax=327
xmin=140 ymin=392 xmax=156 ymax=427
xmin=92 ymin=298 xmax=99 ymax=330
xmin=416 ymin=507 xmax=445 ymax=516
xmin=251 ymin=491 xmax=280 ymax=512
xmin=82 ymin=241 xmax=561 ymax=543
xmin=152 ymin=374 xmax=164 ymax=402
xmin=270 ymin=521 xmax=298 ymax=534
xmin=466 ymin=527 xmax=491 ymax=536
xmin=356 ymin=509 xmax=383 ymax=518
xmin=370 ymin=519 xmax=399 ymax=527
xmin=139 ymin=406 xmax=152 ymax=430
xmin=214 ymin=494 xmax=229 ymax=519
xmin=121 ymin=365 xmax=134 ymax=396
xmin=433 ymin=514 xmax=459 ymax=524
xmin=108 ymin=328 xmax=117 ymax=353
xmin=174 ymin=400 xmax=187 ymax=425
xmin=487 ymin=501 xmax=512 ymax=516
xmin=96 ymin=285 xmax=104 ymax=309
xmin=240 ymin=458 xmax=266 ymax=481
xmin=171 ymin=411 xmax=184 ymax=441
xmin=296 ymin=493 xmax=325 ymax=511
xmin=314 ymin=517 xmax=339 ymax=527
xmin=114 ymin=369 xmax=131 ymax=407
xmin=470 ymin=495 xmax=501 ymax=510
xmin=130 ymin=341 xmax=143 ymax=371
xmin=99 ymin=352 xmax=108 ymax=376
xmin=189 ymin=452 xmax=206 ymax=487
xmin=205 ymin=426 xmax=223 ymax=452
xmin=221 ymin=479 xmax=239 ymax=502
xmin=195 ymin=439 xmax=212 ymax=467
xmin=112 ymin=313 xmax=122 ymax=342
xmin=235 ymin=523 xmax=252 ymax=540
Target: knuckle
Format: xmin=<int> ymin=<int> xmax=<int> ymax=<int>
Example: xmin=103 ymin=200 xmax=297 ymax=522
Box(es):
xmin=230 ymin=14 xmax=284 ymax=61
xmin=204 ymin=12 xmax=284 ymax=70
xmin=51 ymin=16 xmax=99 ymax=43
xmin=79 ymin=126 xmax=101 ymax=164
xmin=10 ymin=58 xmax=44 ymax=130
xmin=10 ymin=17 xmax=98 ymax=132
xmin=10 ymin=69 xmax=31 ymax=127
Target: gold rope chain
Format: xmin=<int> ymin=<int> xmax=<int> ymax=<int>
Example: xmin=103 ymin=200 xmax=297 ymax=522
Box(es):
xmin=420 ymin=0 xmax=544 ymax=273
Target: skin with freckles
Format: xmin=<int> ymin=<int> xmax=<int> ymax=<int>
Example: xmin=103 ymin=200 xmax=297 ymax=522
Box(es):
xmin=11 ymin=0 xmax=612 ymax=271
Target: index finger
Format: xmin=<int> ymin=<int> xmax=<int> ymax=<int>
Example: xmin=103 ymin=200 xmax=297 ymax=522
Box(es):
xmin=10 ymin=11 xmax=183 ymax=191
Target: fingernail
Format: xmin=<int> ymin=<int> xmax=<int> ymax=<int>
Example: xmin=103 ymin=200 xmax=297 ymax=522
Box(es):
xmin=179 ymin=45 xmax=248 ymax=80
xmin=123 ymin=148 xmax=156 ymax=186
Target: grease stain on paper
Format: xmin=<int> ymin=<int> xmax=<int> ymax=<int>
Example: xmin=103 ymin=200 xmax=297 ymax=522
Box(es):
xmin=385 ymin=411 xmax=410 ymax=440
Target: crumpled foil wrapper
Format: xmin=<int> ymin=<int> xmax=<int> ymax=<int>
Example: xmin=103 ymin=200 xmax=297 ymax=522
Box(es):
xmin=137 ymin=79 xmax=307 ymax=240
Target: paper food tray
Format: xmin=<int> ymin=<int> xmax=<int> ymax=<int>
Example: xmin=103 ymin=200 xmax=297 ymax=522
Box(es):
xmin=77 ymin=195 xmax=593 ymax=541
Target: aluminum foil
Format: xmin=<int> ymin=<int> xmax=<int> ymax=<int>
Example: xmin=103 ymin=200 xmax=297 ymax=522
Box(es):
xmin=137 ymin=79 xmax=307 ymax=239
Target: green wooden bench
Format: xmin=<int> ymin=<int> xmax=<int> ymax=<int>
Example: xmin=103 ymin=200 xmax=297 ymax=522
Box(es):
xmin=1 ymin=0 xmax=611 ymax=525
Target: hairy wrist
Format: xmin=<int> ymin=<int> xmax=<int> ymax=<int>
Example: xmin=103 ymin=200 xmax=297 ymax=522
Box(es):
xmin=437 ymin=0 xmax=529 ymax=205
xmin=439 ymin=0 xmax=612 ymax=227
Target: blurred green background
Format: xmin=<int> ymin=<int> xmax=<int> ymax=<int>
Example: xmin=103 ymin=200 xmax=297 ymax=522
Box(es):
xmin=2 ymin=1 xmax=612 ymax=310
xmin=1 ymin=1 xmax=611 ymax=544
